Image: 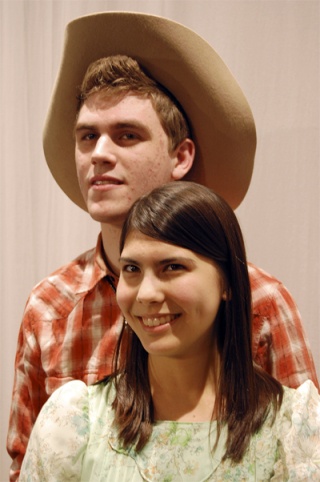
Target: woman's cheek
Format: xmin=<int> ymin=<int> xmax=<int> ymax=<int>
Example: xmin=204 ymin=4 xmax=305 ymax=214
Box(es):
xmin=116 ymin=281 xmax=129 ymax=313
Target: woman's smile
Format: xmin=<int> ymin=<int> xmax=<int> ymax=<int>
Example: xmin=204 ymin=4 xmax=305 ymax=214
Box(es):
xmin=138 ymin=313 xmax=181 ymax=327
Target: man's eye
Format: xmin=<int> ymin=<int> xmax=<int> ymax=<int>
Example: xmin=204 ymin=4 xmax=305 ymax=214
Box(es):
xmin=76 ymin=132 xmax=96 ymax=142
xmin=166 ymin=264 xmax=185 ymax=272
xmin=84 ymin=133 xmax=97 ymax=140
xmin=121 ymin=133 xmax=139 ymax=141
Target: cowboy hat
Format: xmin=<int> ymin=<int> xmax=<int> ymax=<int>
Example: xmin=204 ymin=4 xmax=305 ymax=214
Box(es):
xmin=43 ymin=11 xmax=256 ymax=210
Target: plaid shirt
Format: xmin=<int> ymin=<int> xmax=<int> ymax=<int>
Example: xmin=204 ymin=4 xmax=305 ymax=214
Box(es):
xmin=7 ymin=234 xmax=319 ymax=481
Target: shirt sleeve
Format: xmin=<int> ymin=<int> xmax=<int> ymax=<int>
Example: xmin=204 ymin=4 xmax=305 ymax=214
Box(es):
xmin=7 ymin=304 xmax=49 ymax=482
xmin=272 ymin=381 xmax=320 ymax=480
xmin=250 ymin=268 xmax=319 ymax=389
xmin=19 ymin=380 xmax=89 ymax=482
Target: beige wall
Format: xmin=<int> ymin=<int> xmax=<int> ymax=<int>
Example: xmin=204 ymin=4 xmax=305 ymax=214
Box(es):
xmin=1 ymin=0 xmax=319 ymax=476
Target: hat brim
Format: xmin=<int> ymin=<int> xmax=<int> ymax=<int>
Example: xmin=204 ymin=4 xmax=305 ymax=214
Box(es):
xmin=43 ymin=11 xmax=256 ymax=210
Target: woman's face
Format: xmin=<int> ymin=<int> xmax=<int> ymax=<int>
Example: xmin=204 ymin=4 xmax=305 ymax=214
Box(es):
xmin=117 ymin=231 xmax=226 ymax=360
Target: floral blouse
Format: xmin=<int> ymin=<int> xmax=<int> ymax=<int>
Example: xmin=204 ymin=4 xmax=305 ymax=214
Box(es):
xmin=20 ymin=379 xmax=320 ymax=481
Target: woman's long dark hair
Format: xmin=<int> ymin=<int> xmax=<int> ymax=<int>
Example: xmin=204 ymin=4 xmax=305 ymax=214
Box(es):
xmin=109 ymin=181 xmax=283 ymax=462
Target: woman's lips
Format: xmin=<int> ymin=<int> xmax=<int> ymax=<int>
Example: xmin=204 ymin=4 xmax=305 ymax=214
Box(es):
xmin=140 ymin=314 xmax=180 ymax=327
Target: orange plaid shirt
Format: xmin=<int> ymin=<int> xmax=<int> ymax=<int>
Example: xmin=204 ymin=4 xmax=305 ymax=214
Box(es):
xmin=7 ymin=234 xmax=319 ymax=481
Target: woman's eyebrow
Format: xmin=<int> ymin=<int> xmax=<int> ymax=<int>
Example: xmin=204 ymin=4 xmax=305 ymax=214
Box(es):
xmin=119 ymin=256 xmax=195 ymax=266
xmin=119 ymin=256 xmax=140 ymax=265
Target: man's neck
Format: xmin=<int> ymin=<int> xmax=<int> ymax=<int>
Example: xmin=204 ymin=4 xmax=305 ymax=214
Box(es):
xmin=100 ymin=223 xmax=122 ymax=277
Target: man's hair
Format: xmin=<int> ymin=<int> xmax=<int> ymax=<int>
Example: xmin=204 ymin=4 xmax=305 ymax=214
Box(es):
xmin=108 ymin=181 xmax=283 ymax=463
xmin=77 ymin=55 xmax=191 ymax=152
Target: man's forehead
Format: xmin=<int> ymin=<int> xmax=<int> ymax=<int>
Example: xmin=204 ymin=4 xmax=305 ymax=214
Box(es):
xmin=78 ymin=91 xmax=155 ymax=117
xmin=82 ymin=89 xmax=150 ymax=109
xmin=75 ymin=91 xmax=164 ymax=135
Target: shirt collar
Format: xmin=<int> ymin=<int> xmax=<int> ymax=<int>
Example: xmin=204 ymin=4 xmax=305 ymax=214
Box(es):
xmin=77 ymin=232 xmax=118 ymax=294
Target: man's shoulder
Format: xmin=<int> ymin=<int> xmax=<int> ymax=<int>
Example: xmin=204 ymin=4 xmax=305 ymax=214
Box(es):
xmin=247 ymin=262 xmax=296 ymax=315
xmin=25 ymin=246 xmax=98 ymax=313
xmin=247 ymin=262 xmax=283 ymax=292
xmin=52 ymin=245 xmax=97 ymax=275
xmin=36 ymin=246 xmax=96 ymax=288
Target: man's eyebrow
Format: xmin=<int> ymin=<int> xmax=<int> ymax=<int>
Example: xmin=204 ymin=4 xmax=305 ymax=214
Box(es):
xmin=73 ymin=123 xmax=97 ymax=137
xmin=74 ymin=122 xmax=96 ymax=130
xmin=113 ymin=120 xmax=151 ymax=132
xmin=74 ymin=120 xmax=151 ymax=135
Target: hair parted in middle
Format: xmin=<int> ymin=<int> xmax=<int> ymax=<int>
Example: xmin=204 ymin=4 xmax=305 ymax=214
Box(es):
xmin=106 ymin=181 xmax=283 ymax=462
xmin=76 ymin=55 xmax=191 ymax=153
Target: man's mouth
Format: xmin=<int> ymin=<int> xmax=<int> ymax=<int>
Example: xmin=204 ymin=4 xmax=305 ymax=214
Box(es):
xmin=92 ymin=179 xmax=122 ymax=186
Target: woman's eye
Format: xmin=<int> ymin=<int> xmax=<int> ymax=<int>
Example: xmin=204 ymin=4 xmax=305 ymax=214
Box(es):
xmin=122 ymin=264 xmax=139 ymax=273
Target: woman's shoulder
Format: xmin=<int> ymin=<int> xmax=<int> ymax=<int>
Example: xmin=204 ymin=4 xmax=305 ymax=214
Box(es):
xmin=52 ymin=379 xmax=89 ymax=396
xmin=87 ymin=378 xmax=116 ymax=417
xmin=48 ymin=377 xmax=115 ymax=402
xmin=280 ymin=380 xmax=320 ymax=420
xmin=38 ymin=378 xmax=116 ymax=423
xmin=277 ymin=380 xmax=320 ymax=435
xmin=273 ymin=380 xmax=320 ymax=478
xmin=88 ymin=377 xmax=116 ymax=399
xmin=36 ymin=380 xmax=90 ymax=426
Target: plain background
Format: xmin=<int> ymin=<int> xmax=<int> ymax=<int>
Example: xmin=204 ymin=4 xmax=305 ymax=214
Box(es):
xmin=1 ymin=0 xmax=319 ymax=477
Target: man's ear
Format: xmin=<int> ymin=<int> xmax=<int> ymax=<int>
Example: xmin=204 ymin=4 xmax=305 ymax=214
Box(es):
xmin=171 ymin=138 xmax=195 ymax=181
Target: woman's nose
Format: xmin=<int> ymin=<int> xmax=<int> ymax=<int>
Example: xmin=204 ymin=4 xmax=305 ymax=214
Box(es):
xmin=136 ymin=276 xmax=164 ymax=304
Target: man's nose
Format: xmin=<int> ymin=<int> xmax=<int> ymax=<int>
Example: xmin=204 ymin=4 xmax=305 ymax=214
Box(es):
xmin=91 ymin=136 xmax=117 ymax=165
xmin=136 ymin=275 xmax=164 ymax=304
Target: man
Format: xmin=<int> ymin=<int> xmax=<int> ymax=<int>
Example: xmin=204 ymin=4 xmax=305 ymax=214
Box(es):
xmin=7 ymin=12 xmax=318 ymax=480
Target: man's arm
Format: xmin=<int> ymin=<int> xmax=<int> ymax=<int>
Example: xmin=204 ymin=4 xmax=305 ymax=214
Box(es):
xmin=7 ymin=306 xmax=49 ymax=482
xmin=249 ymin=263 xmax=319 ymax=389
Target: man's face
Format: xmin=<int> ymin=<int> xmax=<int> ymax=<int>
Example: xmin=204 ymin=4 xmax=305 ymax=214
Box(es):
xmin=75 ymin=92 xmax=186 ymax=227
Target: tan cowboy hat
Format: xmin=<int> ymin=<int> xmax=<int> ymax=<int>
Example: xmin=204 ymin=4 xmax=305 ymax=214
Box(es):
xmin=43 ymin=11 xmax=256 ymax=210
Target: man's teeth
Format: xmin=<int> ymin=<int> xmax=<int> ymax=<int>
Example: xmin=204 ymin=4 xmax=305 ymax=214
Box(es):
xmin=94 ymin=180 xmax=119 ymax=185
xmin=141 ymin=315 xmax=177 ymax=327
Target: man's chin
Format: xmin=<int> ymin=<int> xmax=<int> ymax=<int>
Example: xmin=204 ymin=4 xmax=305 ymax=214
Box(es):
xmin=88 ymin=207 xmax=126 ymax=227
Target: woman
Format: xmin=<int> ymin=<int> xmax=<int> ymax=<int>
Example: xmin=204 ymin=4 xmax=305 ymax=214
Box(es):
xmin=20 ymin=182 xmax=320 ymax=480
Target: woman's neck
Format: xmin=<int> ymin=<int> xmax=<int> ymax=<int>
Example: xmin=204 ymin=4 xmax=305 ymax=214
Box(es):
xmin=148 ymin=352 xmax=219 ymax=422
